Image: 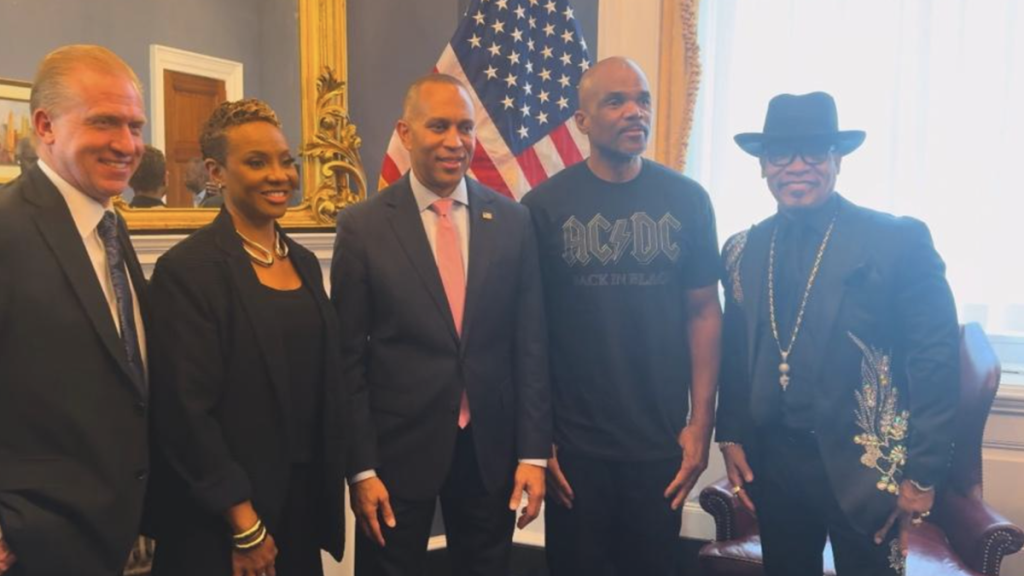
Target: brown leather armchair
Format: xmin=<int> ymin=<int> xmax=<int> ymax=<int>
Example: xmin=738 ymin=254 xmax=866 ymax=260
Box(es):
xmin=698 ymin=323 xmax=1024 ymax=575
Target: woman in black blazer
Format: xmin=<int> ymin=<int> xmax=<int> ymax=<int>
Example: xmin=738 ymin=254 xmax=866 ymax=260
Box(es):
xmin=147 ymin=99 xmax=347 ymax=576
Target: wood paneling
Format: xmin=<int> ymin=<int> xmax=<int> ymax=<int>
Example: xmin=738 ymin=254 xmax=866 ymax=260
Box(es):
xmin=163 ymin=70 xmax=225 ymax=208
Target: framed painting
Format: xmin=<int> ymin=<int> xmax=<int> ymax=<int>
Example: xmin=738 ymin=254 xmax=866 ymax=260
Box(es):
xmin=0 ymin=78 xmax=32 ymax=184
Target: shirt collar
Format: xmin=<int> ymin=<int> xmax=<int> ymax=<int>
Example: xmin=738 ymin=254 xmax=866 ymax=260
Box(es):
xmin=38 ymin=158 xmax=116 ymax=239
xmin=409 ymin=169 xmax=469 ymax=213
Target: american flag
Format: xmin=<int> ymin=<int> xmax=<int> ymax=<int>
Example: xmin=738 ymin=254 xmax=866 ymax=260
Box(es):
xmin=379 ymin=0 xmax=592 ymax=199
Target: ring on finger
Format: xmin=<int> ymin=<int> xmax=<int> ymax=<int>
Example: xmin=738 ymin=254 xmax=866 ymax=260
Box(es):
xmin=731 ymin=485 xmax=743 ymax=495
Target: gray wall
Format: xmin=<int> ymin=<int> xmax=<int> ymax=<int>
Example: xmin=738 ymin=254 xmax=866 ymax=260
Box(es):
xmin=0 ymin=0 xmax=597 ymax=190
xmin=0 ymin=0 xmax=301 ymax=151
xmin=349 ymin=0 xmax=599 ymax=189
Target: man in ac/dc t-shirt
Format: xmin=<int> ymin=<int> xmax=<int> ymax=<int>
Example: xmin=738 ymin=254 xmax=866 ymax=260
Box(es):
xmin=521 ymin=57 xmax=722 ymax=576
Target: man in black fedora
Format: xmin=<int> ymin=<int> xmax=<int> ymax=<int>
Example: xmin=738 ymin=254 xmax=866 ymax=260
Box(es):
xmin=715 ymin=91 xmax=960 ymax=575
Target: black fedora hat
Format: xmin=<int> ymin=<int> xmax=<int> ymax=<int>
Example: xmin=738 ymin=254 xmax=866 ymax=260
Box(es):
xmin=734 ymin=92 xmax=865 ymax=157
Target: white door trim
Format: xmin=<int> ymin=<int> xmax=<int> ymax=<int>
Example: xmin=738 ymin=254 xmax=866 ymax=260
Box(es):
xmin=149 ymin=44 xmax=243 ymax=153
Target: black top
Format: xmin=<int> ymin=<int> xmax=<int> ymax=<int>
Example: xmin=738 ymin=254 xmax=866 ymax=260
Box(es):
xmin=522 ymin=159 xmax=720 ymax=461
xmin=261 ymin=283 xmax=325 ymax=462
xmin=754 ymin=193 xmax=841 ymax=430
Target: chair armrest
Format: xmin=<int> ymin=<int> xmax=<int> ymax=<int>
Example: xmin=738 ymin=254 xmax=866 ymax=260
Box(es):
xmin=699 ymin=477 xmax=759 ymax=541
xmin=936 ymin=489 xmax=1024 ymax=575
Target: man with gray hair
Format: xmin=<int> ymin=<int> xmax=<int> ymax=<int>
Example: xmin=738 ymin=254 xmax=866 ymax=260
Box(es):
xmin=0 ymin=44 xmax=149 ymax=576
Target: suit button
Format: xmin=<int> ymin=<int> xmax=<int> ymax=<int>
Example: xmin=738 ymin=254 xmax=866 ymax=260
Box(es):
xmin=135 ymin=401 xmax=146 ymax=414
xmin=136 ymin=469 xmax=148 ymax=481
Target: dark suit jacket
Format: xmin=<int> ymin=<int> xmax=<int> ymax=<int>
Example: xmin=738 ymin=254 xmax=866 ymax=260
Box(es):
xmin=717 ymin=194 xmax=960 ymax=534
xmin=0 ymin=165 xmax=149 ymax=575
xmin=145 ymin=209 xmax=347 ymax=561
xmin=331 ymin=175 xmax=551 ymax=500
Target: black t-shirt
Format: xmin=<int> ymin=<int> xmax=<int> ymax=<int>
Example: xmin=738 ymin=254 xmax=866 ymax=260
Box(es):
xmin=522 ymin=159 xmax=720 ymax=461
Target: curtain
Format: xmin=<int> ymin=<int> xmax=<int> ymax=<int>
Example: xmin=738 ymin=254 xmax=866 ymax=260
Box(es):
xmin=655 ymin=0 xmax=702 ymax=171
xmin=686 ymin=0 xmax=1024 ymax=337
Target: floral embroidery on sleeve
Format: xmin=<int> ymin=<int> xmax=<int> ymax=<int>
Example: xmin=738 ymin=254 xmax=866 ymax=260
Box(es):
xmin=849 ymin=332 xmax=909 ymax=495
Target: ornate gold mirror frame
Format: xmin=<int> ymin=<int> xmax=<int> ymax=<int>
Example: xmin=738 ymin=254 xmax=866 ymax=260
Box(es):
xmin=118 ymin=0 xmax=366 ymax=233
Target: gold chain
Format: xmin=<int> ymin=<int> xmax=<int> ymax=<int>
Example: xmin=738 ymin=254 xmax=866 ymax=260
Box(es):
xmin=767 ymin=209 xmax=839 ymax=391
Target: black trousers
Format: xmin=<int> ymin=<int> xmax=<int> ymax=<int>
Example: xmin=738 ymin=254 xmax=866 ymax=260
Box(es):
xmin=355 ymin=426 xmax=515 ymax=576
xmin=750 ymin=427 xmax=903 ymax=576
xmin=544 ymin=449 xmax=683 ymax=576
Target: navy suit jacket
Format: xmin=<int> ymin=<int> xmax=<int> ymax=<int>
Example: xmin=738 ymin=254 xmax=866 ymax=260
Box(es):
xmin=331 ymin=175 xmax=551 ymax=499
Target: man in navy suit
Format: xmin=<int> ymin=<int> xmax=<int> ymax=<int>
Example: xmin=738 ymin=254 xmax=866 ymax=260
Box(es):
xmin=331 ymin=74 xmax=550 ymax=576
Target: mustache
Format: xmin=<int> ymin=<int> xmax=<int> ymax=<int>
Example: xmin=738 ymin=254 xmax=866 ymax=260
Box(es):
xmin=619 ymin=123 xmax=649 ymax=135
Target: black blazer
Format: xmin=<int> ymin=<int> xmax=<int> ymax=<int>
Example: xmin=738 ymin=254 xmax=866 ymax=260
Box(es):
xmin=331 ymin=175 xmax=551 ymax=500
xmin=0 ymin=166 xmax=149 ymax=576
xmin=146 ymin=210 xmax=347 ymax=560
xmin=717 ymin=194 xmax=960 ymax=534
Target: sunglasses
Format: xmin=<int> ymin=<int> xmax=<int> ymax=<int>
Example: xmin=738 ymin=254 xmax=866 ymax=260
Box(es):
xmin=764 ymin=144 xmax=836 ymax=167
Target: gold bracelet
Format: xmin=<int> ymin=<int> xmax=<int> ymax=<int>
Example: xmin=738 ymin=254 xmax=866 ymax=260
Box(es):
xmin=233 ymin=526 xmax=268 ymax=551
xmin=718 ymin=441 xmax=741 ymax=449
xmin=232 ymin=519 xmax=263 ymax=541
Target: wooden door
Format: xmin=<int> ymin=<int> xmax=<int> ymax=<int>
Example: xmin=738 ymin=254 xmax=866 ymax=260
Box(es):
xmin=163 ymin=70 xmax=226 ymax=208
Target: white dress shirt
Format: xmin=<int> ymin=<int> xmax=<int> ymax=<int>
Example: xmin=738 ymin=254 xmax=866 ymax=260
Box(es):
xmin=37 ymin=159 xmax=148 ymax=375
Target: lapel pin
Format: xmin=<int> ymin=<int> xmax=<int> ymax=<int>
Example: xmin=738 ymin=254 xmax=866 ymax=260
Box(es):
xmin=482 ymin=211 xmax=494 ymax=220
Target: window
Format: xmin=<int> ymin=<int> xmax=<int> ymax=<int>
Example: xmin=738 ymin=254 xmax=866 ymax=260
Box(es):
xmin=685 ymin=0 xmax=1024 ymax=373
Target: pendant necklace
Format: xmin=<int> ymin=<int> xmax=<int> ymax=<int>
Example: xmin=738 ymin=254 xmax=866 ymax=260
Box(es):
xmin=237 ymin=229 xmax=289 ymax=267
xmin=767 ymin=209 xmax=838 ymax=391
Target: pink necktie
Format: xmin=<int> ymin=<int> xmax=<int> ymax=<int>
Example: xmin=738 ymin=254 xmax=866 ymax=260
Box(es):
xmin=430 ymin=198 xmax=470 ymax=428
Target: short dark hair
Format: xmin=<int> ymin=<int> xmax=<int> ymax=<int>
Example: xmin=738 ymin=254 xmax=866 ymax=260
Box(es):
xmin=402 ymin=73 xmax=471 ymax=120
xmin=129 ymin=145 xmax=166 ymax=193
xmin=15 ymin=136 xmax=37 ymax=168
xmin=182 ymin=157 xmax=207 ymax=194
xmin=200 ymin=98 xmax=281 ymax=165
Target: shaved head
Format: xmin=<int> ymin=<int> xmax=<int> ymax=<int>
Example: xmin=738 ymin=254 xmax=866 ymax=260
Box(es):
xmin=577 ymin=56 xmax=649 ymax=112
xmin=574 ymin=57 xmax=652 ymax=178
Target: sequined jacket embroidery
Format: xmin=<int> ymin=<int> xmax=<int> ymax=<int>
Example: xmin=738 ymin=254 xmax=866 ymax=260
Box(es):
xmin=723 ymin=229 xmax=749 ymax=304
xmin=849 ymin=332 xmax=909 ymax=494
